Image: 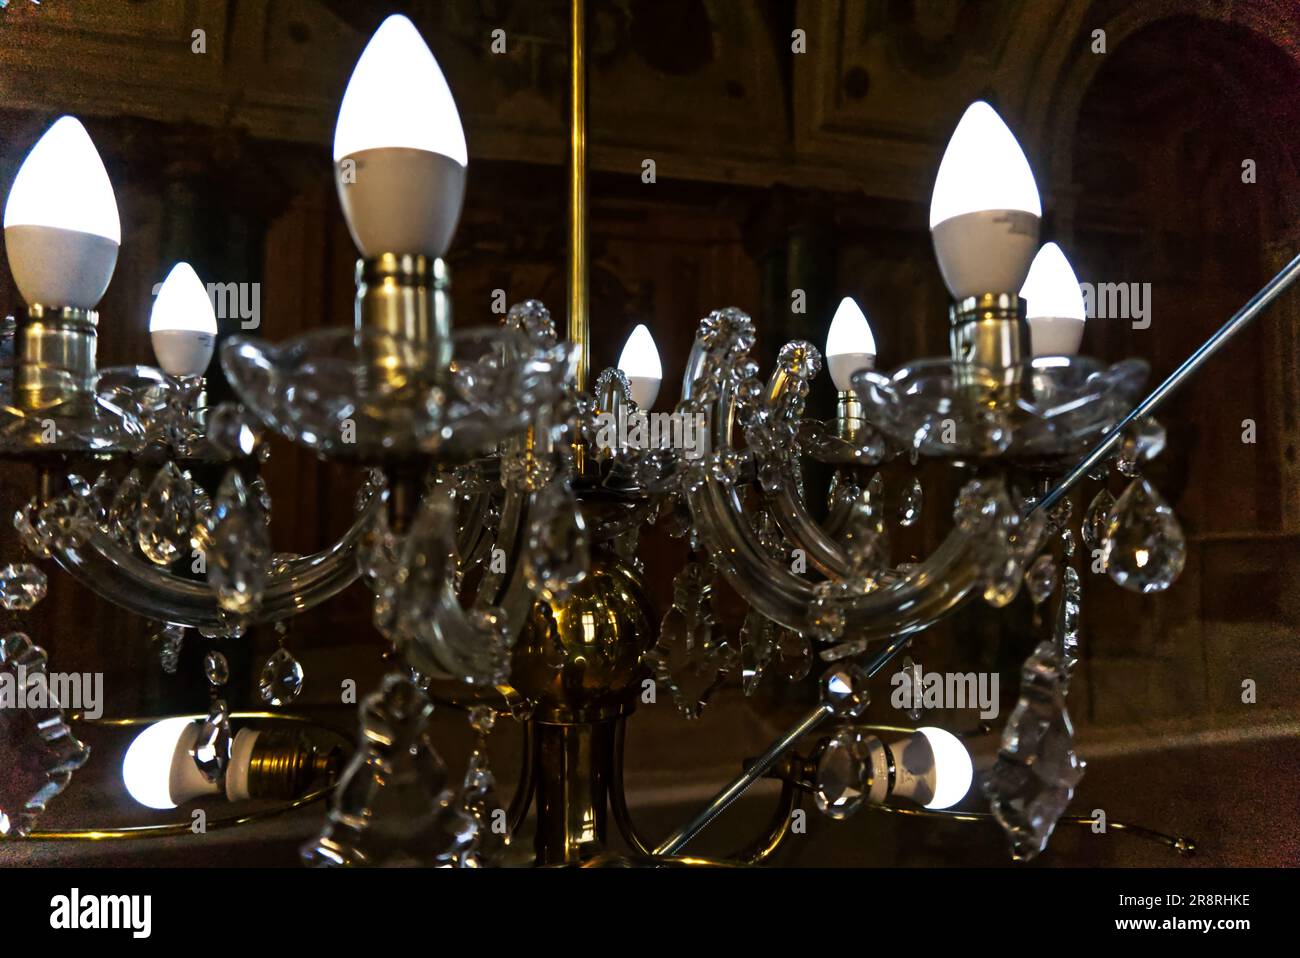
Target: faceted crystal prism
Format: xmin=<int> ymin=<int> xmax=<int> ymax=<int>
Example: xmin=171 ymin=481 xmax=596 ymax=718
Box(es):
xmin=739 ymin=611 xmax=774 ymax=695
xmin=193 ymin=699 xmax=232 ymax=783
xmin=259 ymin=647 xmax=305 ymax=706
xmin=822 ymin=662 xmax=871 ymax=717
xmin=1024 ymin=554 xmax=1057 ymax=605
xmin=155 ymin=623 xmax=185 ymax=674
xmin=1080 ymin=487 xmax=1115 ymax=551
xmin=523 ymin=480 xmax=590 ymax=602
xmin=814 ymin=727 xmax=877 ymax=819
xmin=0 ymin=633 xmax=91 ymax=837
xmin=897 ymin=477 xmax=923 ymax=527
xmin=302 ymin=674 xmax=475 ymax=867
xmin=984 ymin=642 xmax=1086 ymax=861
xmin=137 ymin=463 xmax=194 ymax=565
xmin=207 ymin=471 xmax=272 ymax=615
xmin=1101 ymin=478 xmax=1186 ymax=593
xmin=105 ymin=469 xmax=143 ymax=549
xmin=0 ymin=563 xmax=48 ymax=610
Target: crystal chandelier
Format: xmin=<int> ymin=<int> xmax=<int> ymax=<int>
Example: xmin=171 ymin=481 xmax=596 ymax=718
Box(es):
xmin=2 ymin=2 xmax=1297 ymax=868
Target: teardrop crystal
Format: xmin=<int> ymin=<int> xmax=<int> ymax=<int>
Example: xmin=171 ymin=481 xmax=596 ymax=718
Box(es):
xmin=897 ymin=477 xmax=923 ymax=527
xmin=207 ymin=470 xmax=272 ymax=615
xmin=106 ymin=469 xmax=143 ymax=549
xmin=259 ymin=647 xmax=305 ymax=705
xmin=138 ymin=463 xmax=193 ymax=565
xmin=1080 ymin=488 xmax=1115 ymax=551
xmin=1102 ymin=478 xmax=1186 ymax=593
xmin=193 ymin=699 xmax=232 ymax=783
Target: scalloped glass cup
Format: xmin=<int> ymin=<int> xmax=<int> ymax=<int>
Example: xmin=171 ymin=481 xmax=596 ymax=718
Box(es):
xmin=0 ymin=366 xmax=148 ymax=457
xmin=851 ymin=355 xmax=1148 ymax=462
xmin=221 ymin=326 xmax=572 ymax=462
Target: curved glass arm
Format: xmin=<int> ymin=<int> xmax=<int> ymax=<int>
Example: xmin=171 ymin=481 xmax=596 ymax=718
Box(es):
xmin=50 ymin=496 xmax=378 ymax=629
xmin=682 ymin=328 xmax=980 ymax=641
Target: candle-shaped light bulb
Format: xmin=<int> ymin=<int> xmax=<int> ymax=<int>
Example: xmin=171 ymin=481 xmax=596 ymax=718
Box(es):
xmin=3 ymin=116 xmax=121 ymax=309
xmin=825 ymin=296 xmax=877 ymax=391
xmin=1021 ymin=242 xmax=1087 ymax=356
xmin=929 ymin=101 xmax=1041 ymax=301
xmin=122 ymin=718 xmax=220 ymax=810
xmin=150 ymin=262 xmax=218 ymax=378
xmin=333 ymin=14 xmax=468 ymax=258
xmin=617 ymin=323 xmax=662 ymax=409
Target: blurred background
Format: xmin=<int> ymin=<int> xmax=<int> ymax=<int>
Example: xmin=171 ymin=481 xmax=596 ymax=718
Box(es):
xmin=1 ymin=0 xmax=1298 ymax=866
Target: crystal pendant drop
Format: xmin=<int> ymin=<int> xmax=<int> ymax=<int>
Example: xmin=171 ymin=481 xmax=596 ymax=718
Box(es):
xmin=0 ymin=564 xmax=48 ymax=610
xmin=1024 ymin=554 xmax=1057 ymax=605
xmin=302 ymin=674 xmax=474 ymax=867
xmin=208 ymin=470 xmax=272 ymax=615
xmin=156 ymin=623 xmax=185 ymax=674
xmin=813 ymin=727 xmax=874 ymax=820
xmin=14 ymin=497 xmax=52 ymax=559
xmin=739 ymin=611 xmax=774 ymax=695
xmin=204 ymin=650 xmax=229 ymax=686
xmin=37 ymin=494 xmax=93 ymax=550
xmin=1081 ymin=488 xmax=1115 ymax=551
xmin=137 ymin=463 xmax=193 ymax=566
xmin=1102 ymin=478 xmax=1186 ymax=593
xmin=259 ymin=647 xmax=304 ymax=705
xmin=864 ymin=471 xmax=884 ymax=518
xmin=524 ymin=480 xmax=590 ymax=602
xmin=193 ymin=699 xmax=232 ymax=783
xmin=984 ymin=643 xmax=1085 ymax=861
xmin=106 ymin=469 xmax=143 ymax=549
xmin=897 ymin=477 xmax=923 ymax=527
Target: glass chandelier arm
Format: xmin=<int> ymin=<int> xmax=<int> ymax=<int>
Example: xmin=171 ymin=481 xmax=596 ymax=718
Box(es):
xmin=50 ymin=498 xmax=378 ymax=628
xmin=682 ymin=333 xmax=981 ymax=640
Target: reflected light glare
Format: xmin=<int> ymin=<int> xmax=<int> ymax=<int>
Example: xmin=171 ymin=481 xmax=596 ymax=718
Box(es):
xmin=333 ymin=14 xmax=467 ymax=165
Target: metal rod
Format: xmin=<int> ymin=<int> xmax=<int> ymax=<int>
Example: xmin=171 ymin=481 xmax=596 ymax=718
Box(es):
xmin=654 ymin=633 xmax=913 ymax=856
xmin=1038 ymin=251 xmax=1300 ymax=512
xmin=567 ymin=0 xmax=589 ymax=392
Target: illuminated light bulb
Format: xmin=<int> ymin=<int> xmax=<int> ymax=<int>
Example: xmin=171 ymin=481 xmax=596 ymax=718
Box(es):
xmin=929 ymin=101 xmax=1041 ymax=300
xmin=123 ymin=719 xmax=270 ymax=809
xmin=886 ymin=726 xmax=974 ymax=810
xmin=617 ymin=323 xmax=662 ymax=409
xmin=825 ymin=296 xmax=876 ymax=391
xmin=150 ymin=262 xmax=218 ymax=378
xmin=3 ymin=116 xmax=120 ymax=309
xmin=917 ymin=726 xmax=974 ymax=810
xmin=122 ymin=718 xmax=220 ymax=810
xmin=333 ymin=14 xmax=468 ymax=258
xmin=1021 ymin=242 xmax=1087 ymax=356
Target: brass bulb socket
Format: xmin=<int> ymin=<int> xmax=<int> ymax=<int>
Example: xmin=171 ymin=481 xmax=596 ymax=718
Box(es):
xmin=354 ymin=253 xmax=453 ymax=386
xmin=243 ymin=731 xmax=340 ymax=801
xmin=948 ymin=292 xmax=1028 ymax=406
xmin=11 ymin=305 xmax=99 ymax=414
xmin=835 ymin=390 xmax=865 ymax=442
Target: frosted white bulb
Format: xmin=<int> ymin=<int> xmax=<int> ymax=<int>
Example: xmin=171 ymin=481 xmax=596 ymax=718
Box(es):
xmin=825 ymin=297 xmax=876 ymax=391
xmin=150 ymin=262 xmax=218 ymax=378
xmin=333 ymin=14 xmax=468 ymax=258
xmin=3 ymin=116 xmax=120 ymax=309
xmin=1021 ymin=242 xmax=1087 ymax=356
xmin=917 ymin=726 xmax=973 ymax=810
xmin=617 ymin=323 xmax=662 ymax=409
xmin=122 ymin=718 xmax=219 ymax=810
xmin=929 ymin=101 xmax=1041 ymax=300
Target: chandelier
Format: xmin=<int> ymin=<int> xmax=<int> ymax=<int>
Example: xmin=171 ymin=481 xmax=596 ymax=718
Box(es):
xmin=2 ymin=2 xmax=1297 ymax=868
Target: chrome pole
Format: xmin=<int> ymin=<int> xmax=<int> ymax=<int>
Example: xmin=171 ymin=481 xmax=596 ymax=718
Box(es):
xmin=654 ymin=633 xmax=912 ymax=856
xmin=1037 ymin=251 xmax=1300 ymax=512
